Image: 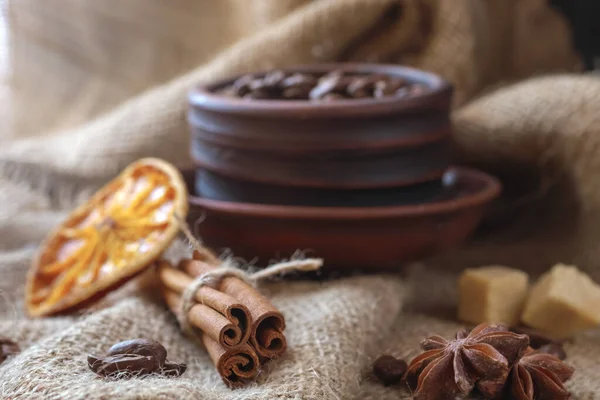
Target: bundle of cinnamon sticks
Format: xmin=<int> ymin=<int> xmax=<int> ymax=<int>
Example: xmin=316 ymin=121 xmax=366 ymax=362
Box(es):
xmin=158 ymin=250 xmax=287 ymax=387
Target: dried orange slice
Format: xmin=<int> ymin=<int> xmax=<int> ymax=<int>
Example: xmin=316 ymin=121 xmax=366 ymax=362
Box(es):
xmin=26 ymin=158 xmax=188 ymax=317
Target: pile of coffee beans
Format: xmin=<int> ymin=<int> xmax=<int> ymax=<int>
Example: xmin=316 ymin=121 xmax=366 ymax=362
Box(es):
xmin=215 ymin=69 xmax=428 ymax=101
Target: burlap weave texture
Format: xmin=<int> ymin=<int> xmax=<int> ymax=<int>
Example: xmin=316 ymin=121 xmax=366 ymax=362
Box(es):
xmin=2 ymin=0 xmax=600 ymax=399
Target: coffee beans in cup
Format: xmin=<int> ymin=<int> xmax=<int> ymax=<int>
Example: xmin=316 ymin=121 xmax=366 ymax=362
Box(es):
xmin=216 ymin=69 xmax=428 ymax=101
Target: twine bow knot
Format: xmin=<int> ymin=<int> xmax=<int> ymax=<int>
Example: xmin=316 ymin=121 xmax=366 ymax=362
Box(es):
xmin=175 ymin=214 xmax=323 ymax=334
xmin=178 ymin=258 xmax=323 ymax=334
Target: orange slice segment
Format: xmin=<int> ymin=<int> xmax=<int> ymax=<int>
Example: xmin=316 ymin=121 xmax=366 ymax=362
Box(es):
xmin=26 ymin=158 xmax=188 ymax=317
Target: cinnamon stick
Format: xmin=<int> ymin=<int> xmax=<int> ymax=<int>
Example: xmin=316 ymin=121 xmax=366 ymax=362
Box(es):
xmin=181 ymin=258 xmax=287 ymax=359
xmin=159 ymin=261 xmax=251 ymax=348
xmin=160 ymin=283 xmax=260 ymax=387
xmin=202 ymin=335 xmax=260 ymax=388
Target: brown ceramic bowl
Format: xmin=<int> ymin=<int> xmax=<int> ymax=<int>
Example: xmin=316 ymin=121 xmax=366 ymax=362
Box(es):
xmin=188 ymin=63 xmax=453 ymax=190
xmin=184 ymin=166 xmax=501 ymax=271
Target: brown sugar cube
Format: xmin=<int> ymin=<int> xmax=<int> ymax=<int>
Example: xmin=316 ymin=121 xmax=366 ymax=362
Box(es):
xmin=458 ymin=266 xmax=529 ymax=326
xmin=522 ymin=264 xmax=600 ymax=339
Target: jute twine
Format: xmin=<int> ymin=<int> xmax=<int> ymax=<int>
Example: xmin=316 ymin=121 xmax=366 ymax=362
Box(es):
xmin=176 ymin=216 xmax=324 ymax=335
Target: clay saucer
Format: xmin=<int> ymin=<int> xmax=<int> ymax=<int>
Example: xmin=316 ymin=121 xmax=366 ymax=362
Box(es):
xmin=183 ymin=167 xmax=501 ymax=271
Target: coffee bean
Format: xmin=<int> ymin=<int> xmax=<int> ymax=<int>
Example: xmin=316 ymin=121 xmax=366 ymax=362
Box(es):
xmin=374 ymin=78 xmax=409 ymax=98
xmin=244 ymin=89 xmax=272 ymax=100
xmin=282 ymin=73 xmax=318 ymax=89
xmin=387 ymin=78 xmax=409 ymax=91
xmin=88 ymin=354 xmax=160 ymax=377
xmin=309 ymin=80 xmax=335 ymax=99
xmin=216 ymin=87 xmax=238 ymax=97
xmin=409 ymin=83 xmax=428 ymax=96
xmin=395 ymin=86 xmax=411 ymax=98
xmin=347 ymin=77 xmax=375 ymax=96
xmin=373 ymin=86 xmax=386 ymax=99
xmin=161 ymin=362 xmax=188 ymax=377
xmin=231 ymin=75 xmax=254 ymax=96
xmin=262 ymin=70 xmax=286 ymax=87
xmin=537 ymin=343 xmax=567 ymax=360
xmin=88 ymin=339 xmax=186 ymax=379
xmin=310 ymin=76 xmax=350 ymax=99
xmin=217 ymin=70 xmax=424 ymax=101
xmin=282 ymin=86 xmax=311 ymax=100
xmin=107 ymin=339 xmax=167 ymax=366
xmin=373 ymin=355 xmax=407 ymax=386
xmin=350 ymin=89 xmax=371 ymax=99
xmin=510 ymin=327 xmax=563 ymax=348
xmin=319 ymin=69 xmax=344 ymax=82
xmin=321 ymin=93 xmax=347 ymax=101
xmin=366 ymin=74 xmax=388 ymax=83
xmin=347 ymin=74 xmax=388 ymax=95
xmin=248 ymin=79 xmax=270 ymax=91
xmin=281 ymin=73 xmax=315 ymax=100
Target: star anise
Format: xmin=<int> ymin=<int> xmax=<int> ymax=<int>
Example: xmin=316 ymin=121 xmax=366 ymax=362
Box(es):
xmin=405 ymin=324 xmax=529 ymax=400
xmin=509 ymin=347 xmax=574 ymax=400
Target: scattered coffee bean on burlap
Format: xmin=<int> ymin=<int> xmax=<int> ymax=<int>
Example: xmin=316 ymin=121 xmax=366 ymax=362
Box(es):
xmin=161 ymin=362 xmax=189 ymax=377
xmin=88 ymin=354 xmax=159 ymax=377
xmin=372 ymin=355 xmax=407 ymax=386
xmin=88 ymin=339 xmax=186 ymax=379
xmin=0 ymin=336 xmax=20 ymax=364
xmin=510 ymin=326 xmax=564 ymax=348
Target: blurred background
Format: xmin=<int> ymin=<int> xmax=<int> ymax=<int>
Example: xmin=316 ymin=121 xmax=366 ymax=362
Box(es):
xmin=1 ymin=0 xmax=316 ymax=141
xmin=0 ymin=0 xmax=598 ymax=141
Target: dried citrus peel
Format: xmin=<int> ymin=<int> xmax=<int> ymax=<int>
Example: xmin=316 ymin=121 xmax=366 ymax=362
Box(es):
xmin=26 ymin=158 xmax=188 ymax=317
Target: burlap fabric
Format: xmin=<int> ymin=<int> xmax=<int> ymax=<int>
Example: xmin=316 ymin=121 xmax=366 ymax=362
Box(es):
xmin=1 ymin=0 xmax=600 ymax=398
